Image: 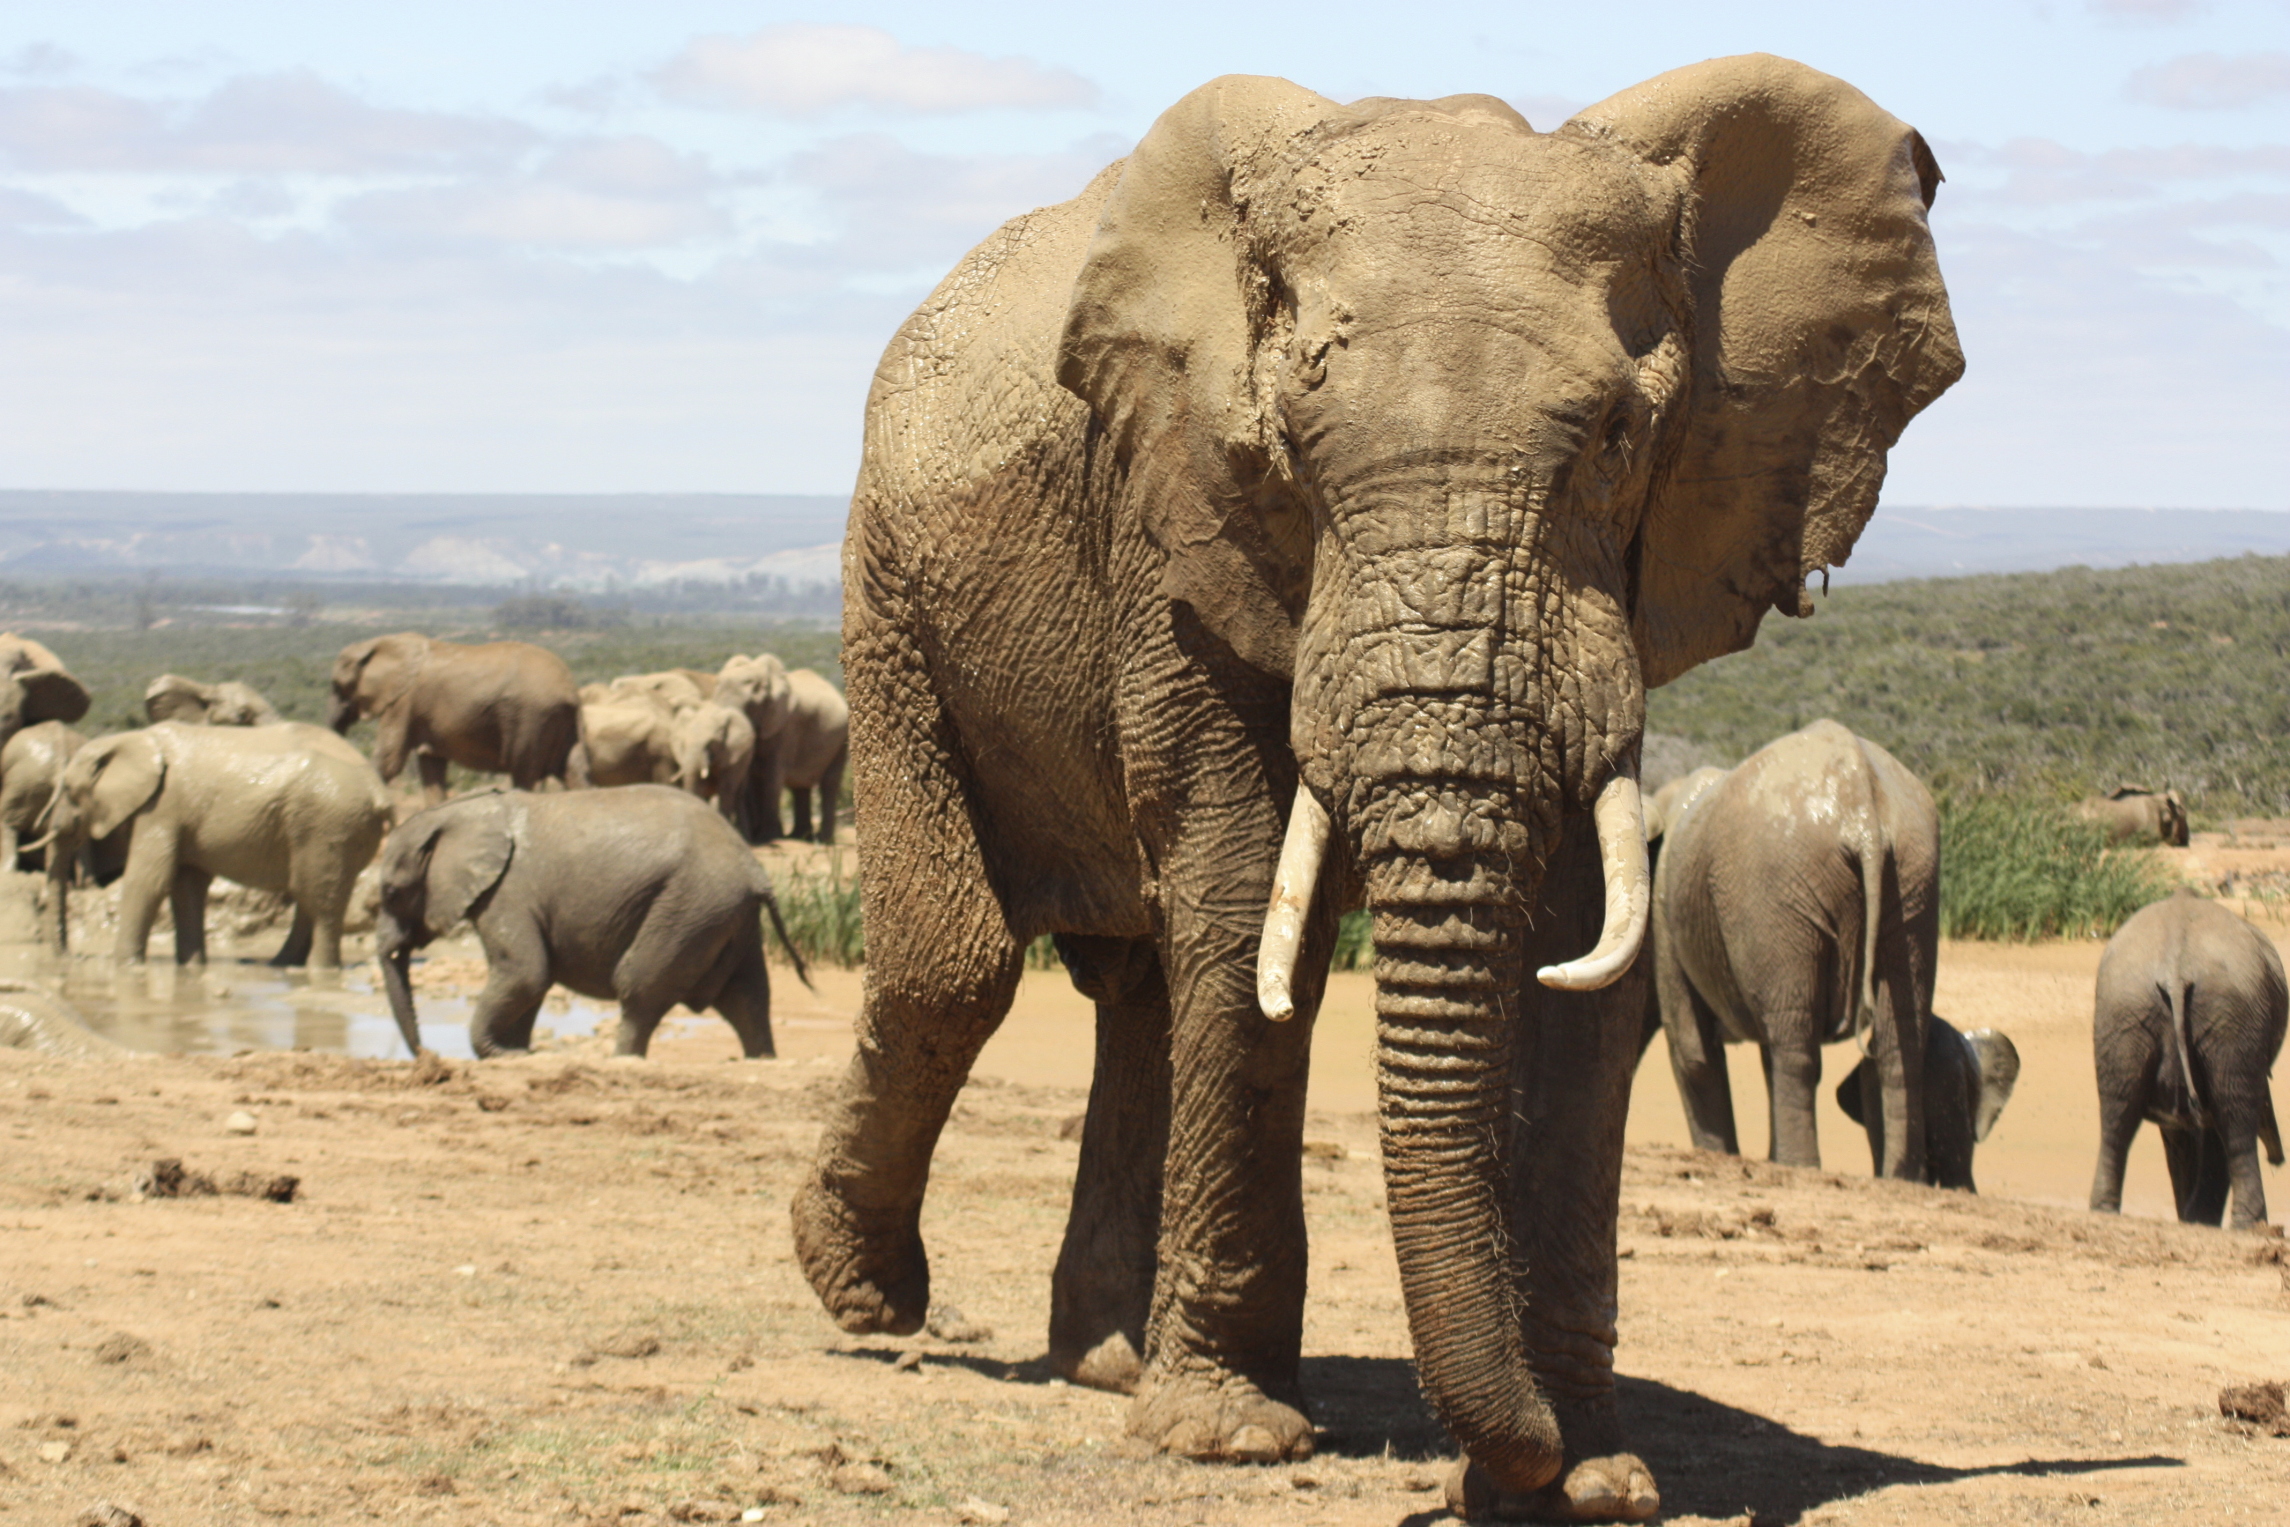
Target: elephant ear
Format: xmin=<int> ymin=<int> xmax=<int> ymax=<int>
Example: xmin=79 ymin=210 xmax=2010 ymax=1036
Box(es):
xmin=76 ymin=733 xmax=164 ymax=841
xmin=1564 ymin=55 xmax=1965 ymax=687
xmin=1963 ymin=1027 xmax=2020 ymax=1143
xmin=422 ymin=796 xmax=518 ymax=934
xmin=145 ymin=674 xmax=213 ymax=725
xmin=1056 ymin=75 xmax=1335 ymax=676
xmin=19 ymin=667 xmax=89 ymax=726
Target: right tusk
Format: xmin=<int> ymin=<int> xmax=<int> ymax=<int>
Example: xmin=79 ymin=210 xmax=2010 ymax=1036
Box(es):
xmin=1257 ymin=786 xmax=1330 ymax=1021
xmin=1536 ymin=767 xmax=1651 ymax=992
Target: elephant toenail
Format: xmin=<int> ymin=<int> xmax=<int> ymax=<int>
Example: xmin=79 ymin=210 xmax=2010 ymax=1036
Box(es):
xmin=1225 ymin=1424 xmax=1281 ymax=1463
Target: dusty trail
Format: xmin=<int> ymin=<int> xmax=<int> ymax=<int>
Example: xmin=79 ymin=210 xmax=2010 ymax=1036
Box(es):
xmin=3 ymin=881 xmax=2288 ymax=1522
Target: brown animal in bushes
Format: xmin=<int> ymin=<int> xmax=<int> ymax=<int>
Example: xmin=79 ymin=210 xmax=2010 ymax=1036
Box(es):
xmin=793 ymin=55 xmax=1962 ymax=1520
xmin=2076 ymin=786 xmax=2189 ymax=847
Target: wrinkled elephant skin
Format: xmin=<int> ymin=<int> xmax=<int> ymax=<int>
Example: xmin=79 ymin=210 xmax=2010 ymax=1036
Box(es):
xmin=793 ymin=58 xmax=1962 ymax=1514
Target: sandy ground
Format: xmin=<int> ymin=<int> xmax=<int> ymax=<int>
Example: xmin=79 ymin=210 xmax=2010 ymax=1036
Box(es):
xmin=4 ymin=850 xmax=2290 ymax=1523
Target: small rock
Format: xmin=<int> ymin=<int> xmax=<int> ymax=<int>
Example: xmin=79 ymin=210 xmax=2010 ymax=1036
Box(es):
xmin=2220 ymin=1380 xmax=2290 ymax=1435
xmin=75 ymin=1505 xmax=145 ymax=1527
xmin=39 ymin=1440 xmax=72 ymax=1464
xmin=955 ymin=1496 xmax=1011 ymax=1524
xmin=926 ymin=1303 xmax=993 ymax=1344
xmin=1056 ymin=1112 xmax=1086 ymax=1141
xmin=224 ymin=1111 xmax=258 ymax=1135
xmin=1301 ymin=1139 xmax=1346 ymax=1161
xmin=593 ymin=1329 xmax=662 ymax=1360
xmin=828 ymin=1462 xmax=893 ymax=1496
xmin=92 ymin=1332 xmax=151 ymax=1366
xmin=891 ymin=1349 xmax=922 ymax=1372
xmin=666 ymin=1502 xmax=741 ymax=1523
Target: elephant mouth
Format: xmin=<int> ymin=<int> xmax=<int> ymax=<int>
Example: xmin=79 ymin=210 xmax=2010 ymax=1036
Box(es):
xmin=1256 ymin=763 xmax=1648 ymax=1019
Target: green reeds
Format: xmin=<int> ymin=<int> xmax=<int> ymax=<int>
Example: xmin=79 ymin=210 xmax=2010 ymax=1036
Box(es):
xmin=1939 ymin=795 xmax=2174 ymax=942
xmin=768 ymin=851 xmax=866 ymax=968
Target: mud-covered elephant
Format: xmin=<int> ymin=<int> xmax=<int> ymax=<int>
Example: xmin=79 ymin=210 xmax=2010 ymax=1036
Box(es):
xmin=46 ymin=722 xmax=392 ymax=969
xmin=328 ymin=634 xmax=579 ymax=802
xmin=144 ymin=674 xmax=282 ymax=727
xmin=568 ymin=689 xmax=676 ymax=789
xmin=715 ymin=654 xmax=793 ymax=840
xmin=2090 ymin=889 xmax=2285 ymax=1229
xmin=0 ymin=720 xmax=101 ymax=949
xmin=0 ymin=633 xmax=90 ymax=756
xmin=672 ymin=700 xmax=755 ymax=821
xmin=749 ymin=668 xmax=847 ymax=844
xmin=374 ymin=786 xmax=808 ymax=1059
xmin=793 ymin=56 xmax=1960 ymax=1518
xmin=1835 ymin=1015 xmax=2020 ymax=1191
xmin=1646 ymin=720 xmax=1940 ymax=1179
xmin=2077 ymin=786 xmax=2189 ymax=848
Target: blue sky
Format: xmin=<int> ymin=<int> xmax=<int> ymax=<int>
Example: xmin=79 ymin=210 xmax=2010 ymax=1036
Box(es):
xmin=1 ymin=2 xmax=2284 ymax=507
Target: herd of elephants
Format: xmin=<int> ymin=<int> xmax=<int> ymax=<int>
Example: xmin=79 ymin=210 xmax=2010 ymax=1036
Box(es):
xmin=6 ymin=53 xmax=2285 ymax=1525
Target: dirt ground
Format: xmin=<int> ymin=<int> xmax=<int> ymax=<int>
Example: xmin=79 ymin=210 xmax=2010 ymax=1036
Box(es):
xmin=5 ymin=843 xmax=2290 ymax=1524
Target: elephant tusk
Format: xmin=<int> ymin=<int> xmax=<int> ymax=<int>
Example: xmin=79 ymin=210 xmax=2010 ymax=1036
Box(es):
xmin=1257 ymin=786 xmax=1330 ymax=1021
xmin=1537 ymin=766 xmax=1651 ymax=992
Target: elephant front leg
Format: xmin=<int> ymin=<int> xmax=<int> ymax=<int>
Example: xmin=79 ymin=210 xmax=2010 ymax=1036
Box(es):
xmin=1126 ymin=881 xmax=1323 ymax=1465
xmin=1048 ymin=934 xmax=1170 ymax=1394
xmin=468 ymin=925 xmax=551 ymax=1057
xmin=111 ymin=831 xmax=178 ymax=965
xmin=169 ymin=866 xmax=212 ymax=967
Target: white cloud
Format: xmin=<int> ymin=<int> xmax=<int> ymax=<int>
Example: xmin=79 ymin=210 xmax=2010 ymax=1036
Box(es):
xmin=0 ymin=186 xmax=84 ymax=227
xmin=783 ymin=132 xmax=1121 ymax=268
xmin=2086 ymin=0 xmax=2209 ymax=20
xmin=654 ymin=24 xmax=1097 ymax=118
xmin=0 ymin=71 xmax=533 ymax=175
xmin=2127 ymin=51 xmax=2290 ymax=110
xmin=1 ymin=43 xmax=77 ymax=78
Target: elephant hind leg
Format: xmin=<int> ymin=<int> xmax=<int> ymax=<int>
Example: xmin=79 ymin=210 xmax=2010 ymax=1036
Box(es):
xmin=791 ymin=653 xmax=1024 ymax=1340
xmin=2160 ymin=1125 xmax=2227 ymax=1225
xmin=271 ymin=907 xmax=314 ymax=968
xmin=1049 ymin=934 xmax=1170 ymax=1394
xmin=710 ymin=939 xmax=776 ymax=1060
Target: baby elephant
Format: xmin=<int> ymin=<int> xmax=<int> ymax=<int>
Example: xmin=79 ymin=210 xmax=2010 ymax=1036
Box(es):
xmin=376 ymin=785 xmax=809 ymax=1059
xmin=2091 ymin=889 xmax=2285 ymax=1229
xmin=1835 ymin=1016 xmax=2021 ymax=1191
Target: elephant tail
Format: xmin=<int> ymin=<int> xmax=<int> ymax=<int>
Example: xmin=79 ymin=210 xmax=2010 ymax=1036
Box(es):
xmin=758 ymin=882 xmax=815 ymax=992
xmin=2165 ymin=977 xmax=2210 ymax=1130
xmin=1851 ymin=827 xmax=1887 ymax=1059
xmin=2261 ymin=1088 xmax=2284 ymax=1167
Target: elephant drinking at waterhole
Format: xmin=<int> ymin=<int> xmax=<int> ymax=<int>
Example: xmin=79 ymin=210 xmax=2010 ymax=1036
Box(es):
xmin=793 ymin=55 xmax=1961 ymax=1522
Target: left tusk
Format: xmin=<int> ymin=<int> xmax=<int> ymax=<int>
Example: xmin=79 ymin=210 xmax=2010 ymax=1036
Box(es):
xmin=1257 ymin=786 xmax=1330 ymax=1021
xmin=1537 ymin=766 xmax=1651 ymax=992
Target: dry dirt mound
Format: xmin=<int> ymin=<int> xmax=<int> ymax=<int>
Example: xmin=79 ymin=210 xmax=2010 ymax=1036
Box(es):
xmin=2 ymin=1046 xmax=2286 ymax=1525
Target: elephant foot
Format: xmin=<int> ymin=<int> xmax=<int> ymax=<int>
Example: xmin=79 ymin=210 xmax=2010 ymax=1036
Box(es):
xmin=1051 ymin=1329 xmax=1142 ymax=1394
xmin=790 ymin=1177 xmax=928 ymax=1336
xmin=1128 ymin=1369 xmax=1313 ymax=1463
xmin=1446 ymin=1453 xmax=1659 ymax=1523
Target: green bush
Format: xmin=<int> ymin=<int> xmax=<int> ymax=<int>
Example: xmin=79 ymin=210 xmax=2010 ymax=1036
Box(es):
xmin=1331 ymin=910 xmax=1374 ymax=972
xmin=1938 ymin=795 xmax=2172 ymax=942
xmin=769 ymin=852 xmax=865 ymax=968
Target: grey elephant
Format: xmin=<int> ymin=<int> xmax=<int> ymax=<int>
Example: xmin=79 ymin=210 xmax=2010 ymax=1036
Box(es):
xmin=1 ymin=719 xmax=85 ymax=872
xmin=328 ymin=633 xmax=580 ymax=802
xmin=374 ymin=785 xmax=809 ymax=1060
xmin=714 ymin=654 xmax=793 ymax=840
xmin=793 ymin=55 xmax=1960 ymax=1521
xmin=568 ymin=689 xmax=677 ymax=789
xmin=2090 ymin=889 xmax=2285 ymax=1229
xmin=47 ymin=722 xmax=392 ymax=969
xmin=672 ymin=700 xmax=755 ymax=822
xmin=2076 ymin=786 xmax=2189 ymax=848
xmin=0 ymin=633 xmax=90 ymax=756
xmin=1834 ymin=1016 xmax=2020 ymax=1191
xmin=144 ymin=674 xmax=282 ymax=727
xmin=1646 ymin=720 xmax=1940 ymax=1178
xmin=749 ymin=668 xmax=846 ymax=843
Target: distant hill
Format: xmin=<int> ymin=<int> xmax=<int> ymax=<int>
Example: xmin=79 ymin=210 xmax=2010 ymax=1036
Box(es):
xmin=1 ymin=494 xmax=2284 ymax=594
xmin=0 ymin=490 xmax=848 ymax=591
xmin=1650 ymin=552 xmax=2290 ymax=816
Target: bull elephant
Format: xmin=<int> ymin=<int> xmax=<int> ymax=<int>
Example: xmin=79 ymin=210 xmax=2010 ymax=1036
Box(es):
xmin=2076 ymin=786 xmax=2189 ymax=848
xmin=2090 ymin=889 xmax=2286 ymax=1229
xmin=374 ymin=786 xmax=808 ymax=1059
xmin=0 ymin=634 xmax=89 ymax=757
xmin=144 ymin=674 xmax=282 ymax=727
xmin=328 ymin=633 xmax=579 ymax=803
xmin=792 ymin=55 xmax=1960 ymax=1521
xmin=1647 ymin=720 xmax=1941 ymax=1179
xmin=1835 ymin=1015 xmax=2021 ymax=1192
xmin=46 ymin=722 xmax=393 ymax=970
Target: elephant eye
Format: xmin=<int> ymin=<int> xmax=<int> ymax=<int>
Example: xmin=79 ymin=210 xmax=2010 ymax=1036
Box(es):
xmin=1597 ymin=410 xmax=1633 ymax=469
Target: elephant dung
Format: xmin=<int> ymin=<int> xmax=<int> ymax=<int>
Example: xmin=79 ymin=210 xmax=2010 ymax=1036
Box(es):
xmin=2219 ymin=1381 xmax=2290 ymax=1436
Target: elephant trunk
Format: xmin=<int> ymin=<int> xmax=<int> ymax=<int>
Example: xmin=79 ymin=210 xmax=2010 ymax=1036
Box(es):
xmin=1369 ymin=851 xmax=1560 ymax=1493
xmin=326 ymin=693 xmax=356 ymax=734
xmin=378 ymin=918 xmax=422 ymax=1056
